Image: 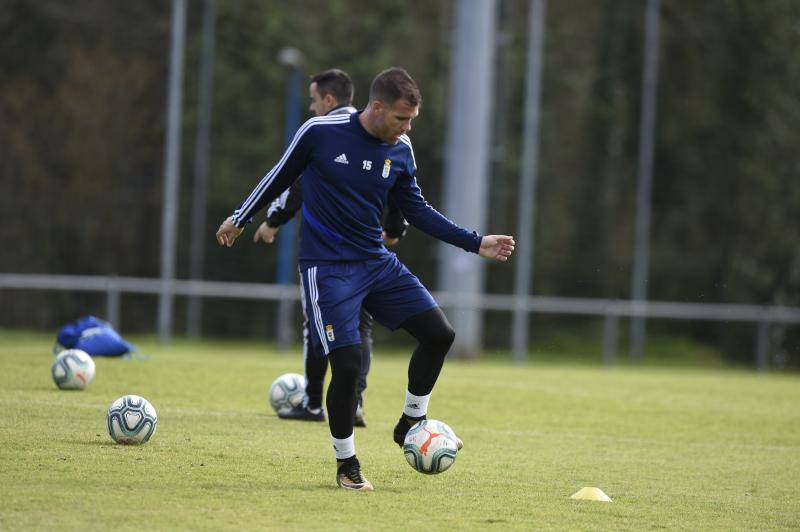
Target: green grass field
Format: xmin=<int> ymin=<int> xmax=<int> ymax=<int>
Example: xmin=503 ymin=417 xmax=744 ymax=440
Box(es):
xmin=1 ymin=331 xmax=799 ymax=531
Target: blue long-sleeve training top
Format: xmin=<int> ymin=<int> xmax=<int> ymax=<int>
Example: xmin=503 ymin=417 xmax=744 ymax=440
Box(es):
xmin=231 ymin=111 xmax=482 ymax=266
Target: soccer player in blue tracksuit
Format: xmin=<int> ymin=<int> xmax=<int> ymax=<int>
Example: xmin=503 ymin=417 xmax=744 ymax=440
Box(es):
xmin=253 ymin=69 xmax=408 ymax=427
xmin=217 ymin=67 xmax=515 ymax=491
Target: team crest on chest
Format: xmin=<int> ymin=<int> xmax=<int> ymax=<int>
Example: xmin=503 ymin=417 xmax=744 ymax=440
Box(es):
xmin=382 ymin=159 xmax=391 ymax=178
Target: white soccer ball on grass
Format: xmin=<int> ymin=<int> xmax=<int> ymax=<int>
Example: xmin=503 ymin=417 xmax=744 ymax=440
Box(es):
xmin=268 ymin=373 xmax=305 ymax=414
xmin=51 ymin=349 xmax=95 ymax=390
xmin=107 ymin=395 xmax=158 ymax=445
xmin=403 ymin=419 xmax=460 ymax=474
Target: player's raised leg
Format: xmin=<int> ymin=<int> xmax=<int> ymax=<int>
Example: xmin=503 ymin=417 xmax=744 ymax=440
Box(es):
xmin=392 ymin=307 xmax=455 ymax=447
xmin=361 ymin=256 xmax=461 ymax=450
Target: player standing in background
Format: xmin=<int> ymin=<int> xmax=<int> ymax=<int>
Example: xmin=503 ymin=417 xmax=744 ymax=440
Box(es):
xmin=253 ymin=69 xmax=408 ymax=427
xmin=217 ymin=67 xmax=515 ymax=491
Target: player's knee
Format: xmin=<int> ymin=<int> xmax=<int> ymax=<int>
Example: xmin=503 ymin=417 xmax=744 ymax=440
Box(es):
xmin=429 ymin=322 xmax=455 ymax=354
xmin=402 ymin=307 xmax=455 ymax=354
xmin=329 ymin=346 xmax=362 ymax=381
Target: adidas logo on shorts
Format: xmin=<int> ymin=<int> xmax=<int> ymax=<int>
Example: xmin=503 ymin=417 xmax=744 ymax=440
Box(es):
xmin=334 ymin=153 xmax=349 ymax=164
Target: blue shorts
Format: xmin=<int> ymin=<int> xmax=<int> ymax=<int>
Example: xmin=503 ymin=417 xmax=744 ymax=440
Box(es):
xmin=299 ymin=254 xmax=437 ymax=355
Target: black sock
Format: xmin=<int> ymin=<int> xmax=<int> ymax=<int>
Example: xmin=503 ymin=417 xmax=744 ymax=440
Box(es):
xmin=337 ymin=454 xmax=358 ymax=467
xmin=402 ymin=413 xmax=425 ymax=424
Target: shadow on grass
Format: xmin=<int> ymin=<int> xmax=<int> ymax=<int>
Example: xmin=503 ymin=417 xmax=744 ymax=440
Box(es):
xmin=305 ymin=482 xmax=403 ymax=493
xmin=70 ymin=439 xmax=117 ymax=447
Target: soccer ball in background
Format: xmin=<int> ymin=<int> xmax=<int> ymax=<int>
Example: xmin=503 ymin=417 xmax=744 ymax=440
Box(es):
xmin=107 ymin=395 xmax=158 ymax=445
xmin=51 ymin=349 xmax=96 ymax=390
xmin=403 ymin=419 xmax=460 ymax=474
xmin=268 ymin=373 xmax=305 ymax=414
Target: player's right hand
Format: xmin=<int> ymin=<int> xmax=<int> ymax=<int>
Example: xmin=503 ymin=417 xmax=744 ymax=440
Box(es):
xmin=216 ymin=216 xmax=243 ymax=247
xmin=253 ymin=222 xmax=280 ymax=244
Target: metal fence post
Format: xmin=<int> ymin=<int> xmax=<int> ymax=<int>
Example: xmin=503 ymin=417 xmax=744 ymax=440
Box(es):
xmin=630 ymin=0 xmax=662 ymax=359
xmin=512 ymin=0 xmax=547 ymax=364
xmin=105 ymin=278 xmax=121 ymax=329
xmin=274 ymin=48 xmax=304 ymax=351
xmin=438 ymin=0 xmax=498 ymax=359
xmin=157 ymin=0 xmax=187 ymax=343
xmin=187 ymin=0 xmax=217 ymax=338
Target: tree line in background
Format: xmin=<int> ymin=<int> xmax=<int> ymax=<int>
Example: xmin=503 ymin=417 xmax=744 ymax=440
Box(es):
xmin=1 ymin=0 xmax=798 ymax=367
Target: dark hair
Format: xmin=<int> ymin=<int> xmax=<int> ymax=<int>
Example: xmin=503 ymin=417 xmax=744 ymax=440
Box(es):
xmin=369 ymin=67 xmax=421 ymax=107
xmin=310 ymin=69 xmax=354 ymax=106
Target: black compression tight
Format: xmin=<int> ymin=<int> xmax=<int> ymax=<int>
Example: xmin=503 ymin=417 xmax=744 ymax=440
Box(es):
xmin=400 ymin=307 xmax=455 ymax=396
xmin=326 ymin=345 xmax=362 ymax=439
xmin=305 ymin=309 xmax=373 ymax=410
xmin=304 ymin=352 xmax=327 ymax=411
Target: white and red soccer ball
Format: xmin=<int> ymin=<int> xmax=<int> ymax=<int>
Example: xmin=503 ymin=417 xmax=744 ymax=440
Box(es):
xmin=402 ymin=419 xmax=460 ymax=474
xmin=51 ymin=349 xmax=95 ymax=390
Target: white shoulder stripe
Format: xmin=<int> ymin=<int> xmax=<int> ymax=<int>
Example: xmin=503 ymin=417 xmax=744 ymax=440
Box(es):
xmin=311 ymin=114 xmax=352 ymax=123
xmin=235 ymin=115 xmax=350 ymax=223
xmin=398 ymin=135 xmax=416 ymax=171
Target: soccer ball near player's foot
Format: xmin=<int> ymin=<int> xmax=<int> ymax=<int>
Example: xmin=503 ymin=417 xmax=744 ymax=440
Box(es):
xmin=51 ymin=349 xmax=95 ymax=390
xmin=403 ymin=419 xmax=459 ymax=474
xmin=107 ymin=395 xmax=158 ymax=445
xmin=268 ymin=373 xmax=305 ymax=414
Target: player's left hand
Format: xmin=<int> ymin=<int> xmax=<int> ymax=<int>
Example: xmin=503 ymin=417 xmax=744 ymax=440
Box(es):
xmin=478 ymin=235 xmax=515 ymax=262
xmin=216 ymin=216 xmax=244 ymax=247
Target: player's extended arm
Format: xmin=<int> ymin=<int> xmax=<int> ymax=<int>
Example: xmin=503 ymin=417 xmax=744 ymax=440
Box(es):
xmin=391 ymin=174 xmax=515 ymax=261
xmin=390 ymin=177 xmax=482 ymax=253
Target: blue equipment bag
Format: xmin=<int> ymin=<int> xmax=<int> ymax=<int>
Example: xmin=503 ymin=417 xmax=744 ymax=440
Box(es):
xmin=54 ymin=316 xmax=138 ymax=358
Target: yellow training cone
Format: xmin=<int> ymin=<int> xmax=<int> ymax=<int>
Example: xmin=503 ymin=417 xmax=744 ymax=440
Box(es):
xmin=570 ymin=487 xmax=613 ymax=502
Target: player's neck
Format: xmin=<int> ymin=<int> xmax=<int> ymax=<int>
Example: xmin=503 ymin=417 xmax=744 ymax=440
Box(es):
xmin=358 ymin=104 xmax=383 ymax=141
